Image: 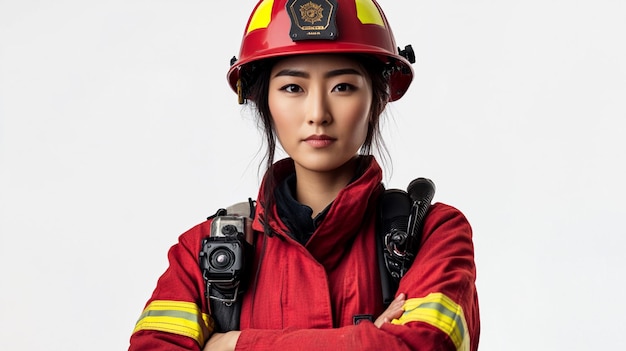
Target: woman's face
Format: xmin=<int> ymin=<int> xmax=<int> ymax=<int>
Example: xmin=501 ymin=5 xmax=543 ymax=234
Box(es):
xmin=268 ymin=54 xmax=373 ymax=175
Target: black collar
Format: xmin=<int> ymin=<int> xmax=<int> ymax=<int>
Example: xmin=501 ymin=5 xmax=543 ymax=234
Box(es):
xmin=274 ymin=173 xmax=329 ymax=245
xmin=272 ymin=158 xmax=369 ymax=245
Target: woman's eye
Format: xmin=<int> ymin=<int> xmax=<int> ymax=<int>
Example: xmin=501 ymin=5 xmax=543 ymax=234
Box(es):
xmin=332 ymin=83 xmax=355 ymax=92
xmin=281 ymin=84 xmax=302 ymax=93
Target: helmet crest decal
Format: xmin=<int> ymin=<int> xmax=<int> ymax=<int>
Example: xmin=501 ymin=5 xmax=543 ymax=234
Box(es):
xmin=287 ymin=0 xmax=338 ymax=41
xmin=300 ymin=2 xmax=323 ymax=24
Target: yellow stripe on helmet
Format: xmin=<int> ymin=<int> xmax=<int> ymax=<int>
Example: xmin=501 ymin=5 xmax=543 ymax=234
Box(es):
xmin=391 ymin=293 xmax=470 ymax=351
xmin=133 ymin=300 xmax=214 ymax=345
xmin=355 ymin=0 xmax=385 ymax=26
xmin=247 ymin=0 xmax=275 ymax=34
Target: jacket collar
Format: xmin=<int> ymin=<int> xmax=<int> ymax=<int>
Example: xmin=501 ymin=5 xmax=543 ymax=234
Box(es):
xmin=252 ymin=156 xmax=384 ymax=266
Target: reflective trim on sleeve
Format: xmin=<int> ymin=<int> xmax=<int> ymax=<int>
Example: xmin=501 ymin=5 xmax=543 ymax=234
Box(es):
xmin=391 ymin=293 xmax=469 ymax=351
xmin=132 ymin=300 xmax=214 ymax=345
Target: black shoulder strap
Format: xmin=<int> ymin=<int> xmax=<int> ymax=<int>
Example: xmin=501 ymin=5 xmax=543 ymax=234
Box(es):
xmin=202 ymin=198 xmax=256 ymax=332
xmin=377 ymin=178 xmax=435 ymax=306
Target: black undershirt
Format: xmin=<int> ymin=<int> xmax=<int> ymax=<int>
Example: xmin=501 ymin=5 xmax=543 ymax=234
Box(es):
xmin=274 ymin=174 xmax=329 ymax=245
xmin=274 ymin=158 xmax=368 ymax=245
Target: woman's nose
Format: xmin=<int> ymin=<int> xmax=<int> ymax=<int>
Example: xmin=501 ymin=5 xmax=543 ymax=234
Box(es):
xmin=305 ymin=89 xmax=332 ymax=125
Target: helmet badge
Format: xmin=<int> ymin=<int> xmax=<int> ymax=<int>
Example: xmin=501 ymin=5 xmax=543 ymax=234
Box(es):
xmin=287 ymin=0 xmax=338 ymax=41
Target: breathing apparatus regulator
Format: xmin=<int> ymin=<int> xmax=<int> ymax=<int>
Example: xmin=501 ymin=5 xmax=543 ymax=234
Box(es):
xmin=377 ymin=178 xmax=436 ymax=305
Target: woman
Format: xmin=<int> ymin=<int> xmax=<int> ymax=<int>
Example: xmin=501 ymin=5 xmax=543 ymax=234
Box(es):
xmin=129 ymin=1 xmax=480 ymax=350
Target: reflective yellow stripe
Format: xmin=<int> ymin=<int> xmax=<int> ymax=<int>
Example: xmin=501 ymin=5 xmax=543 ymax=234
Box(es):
xmin=391 ymin=293 xmax=470 ymax=351
xmin=355 ymin=0 xmax=385 ymax=26
xmin=133 ymin=300 xmax=213 ymax=345
xmin=247 ymin=0 xmax=274 ymax=34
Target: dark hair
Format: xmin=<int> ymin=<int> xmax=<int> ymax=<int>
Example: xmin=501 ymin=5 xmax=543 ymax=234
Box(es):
xmin=242 ymin=54 xmax=391 ymax=234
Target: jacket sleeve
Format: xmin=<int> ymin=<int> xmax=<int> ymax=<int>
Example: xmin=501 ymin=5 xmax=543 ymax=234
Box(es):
xmin=129 ymin=222 xmax=214 ymax=351
xmin=234 ymin=203 xmax=480 ymax=351
xmin=386 ymin=203 xmax=480 ymax=350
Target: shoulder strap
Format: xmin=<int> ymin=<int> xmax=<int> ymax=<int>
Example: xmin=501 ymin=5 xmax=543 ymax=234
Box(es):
xmin=377 ymin=178 xmax=435 ymax=306
xmin=224 ymin=199 xmax=256 ymax=219
xmin=202 ymin=198 xmax=256 ymax=332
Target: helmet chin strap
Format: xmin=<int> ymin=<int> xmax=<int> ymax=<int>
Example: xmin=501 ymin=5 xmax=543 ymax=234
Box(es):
xmin=237 ymin=79 xmax=244 ymax=105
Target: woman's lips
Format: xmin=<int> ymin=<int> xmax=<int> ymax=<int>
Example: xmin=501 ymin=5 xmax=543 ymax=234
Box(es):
xmin=304 ymin=135 xmax=336 ymax=148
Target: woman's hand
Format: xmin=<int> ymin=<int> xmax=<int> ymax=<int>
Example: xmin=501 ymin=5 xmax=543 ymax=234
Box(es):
xmin=202 ymin=294 xmax=405 ymax=349
xmin=374 ymin=293 xmax=406 ymax=328
xmin=203 ymin=331 xmax=241 ymax=351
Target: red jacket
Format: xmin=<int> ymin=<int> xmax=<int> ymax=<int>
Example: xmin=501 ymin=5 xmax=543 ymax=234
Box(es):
xmin=130 ymin=157 xmax=480 ymax=350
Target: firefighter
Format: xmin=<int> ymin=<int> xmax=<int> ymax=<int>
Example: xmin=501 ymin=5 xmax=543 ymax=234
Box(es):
xmin=129 ymin=1 xmax=480 ymax=350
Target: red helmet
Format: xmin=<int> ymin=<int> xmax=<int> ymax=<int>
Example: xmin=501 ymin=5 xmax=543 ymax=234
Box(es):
xmin=227 ymin=0 xmax=415 ymax=102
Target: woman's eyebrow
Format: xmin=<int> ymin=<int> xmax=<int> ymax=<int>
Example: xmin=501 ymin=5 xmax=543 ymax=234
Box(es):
xmin=324 ymin=68 xmax=363 ymax=78
xmin=273 ymin=69 xmax=308 ymax=78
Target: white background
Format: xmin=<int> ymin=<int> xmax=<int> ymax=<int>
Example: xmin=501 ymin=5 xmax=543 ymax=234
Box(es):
xmin=1 ymin=0 xmax=625 ymax=350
